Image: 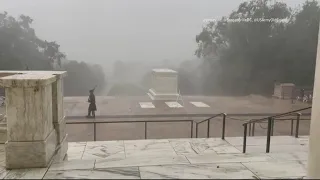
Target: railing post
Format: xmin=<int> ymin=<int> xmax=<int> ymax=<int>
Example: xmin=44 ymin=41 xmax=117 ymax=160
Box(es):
xmin=295 ymin=113 xmax=301 ymax=138
xmin=271 ymin=118 xmax=274 ymax=136
xmin=252 ymin=123 xmax=255 ymax=136
xmin=290 ymin=119 xmax=294 ymax=136
xmin=249 ymin=123 xmax=252 ymax=136
xmin=207 ymin=119 xmax=210 ymax=138
xmin=190 ymin=121 xmax=194 ymax=138
xmin=94 ymin=122 xmax=97 ymax=141
xmin=145 ymin=122 xmax=147 ymax=139
xmin=243 ymin=124 xmax=247 ymax=153
xmin=222 ymin=113 xmax=226 ymax=140
xmin=196 ymin=123 xmax=198 ymax=138
xmin=266 ymin=117 xmax=272 ymax=153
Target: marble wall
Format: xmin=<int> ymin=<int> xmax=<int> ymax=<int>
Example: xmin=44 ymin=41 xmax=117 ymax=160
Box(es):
xmin=0 ymin=71 xmax=68 ymax=169
xmin=6 ymin=85 xmax=53 ymax=141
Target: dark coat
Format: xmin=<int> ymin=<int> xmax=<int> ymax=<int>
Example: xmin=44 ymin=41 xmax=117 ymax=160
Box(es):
xmin=88 ymin=94 xmax=97 ymax=111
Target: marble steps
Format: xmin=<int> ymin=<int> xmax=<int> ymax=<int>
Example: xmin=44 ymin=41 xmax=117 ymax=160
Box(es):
xmin=2 ymin=136 xmax=310 ymax=179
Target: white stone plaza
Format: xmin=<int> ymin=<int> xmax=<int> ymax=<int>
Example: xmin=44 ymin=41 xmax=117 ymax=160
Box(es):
xmin=0 ymin=135 xmax=309 ymax=179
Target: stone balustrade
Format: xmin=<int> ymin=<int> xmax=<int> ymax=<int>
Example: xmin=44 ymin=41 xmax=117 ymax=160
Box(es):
xmin=0 ymin=71 xmax=68 ymax=169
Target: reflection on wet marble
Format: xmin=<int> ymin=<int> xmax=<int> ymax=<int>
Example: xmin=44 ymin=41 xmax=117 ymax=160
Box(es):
xmin=169 ymin=138 xmax=215 ymax=155
xmin=168 ymin=138 xmax=240 ymax=155
xmin=268 ymin=152 xmax=308 ymax=161
xmin=95 ymin=155 xmax=189 ymax=168
xmin=68 ymin=142 xmax=86 ymax=153
xmin=67 ymin=141 xmax=86 ymax=160
xmin=139 ymin=163 xmax=257 ymax=179
xmin=0 ymin=166 xmax=10 ymax=179
xmin=4 ymin=168 xmax=47 ymax=179
xmin=125 ymin=148 xmax=176 ymax=158
xmin=235 ymin=144 xmax=308 ymax=153
xmin=82 ymin=140 xmax=125 ymax=160
xmin=86 ymin=140 xmax=123 ymax=147
xmin=226 ymin=136 xmax=301 ymax=146
xmin=49 ymin=160 xmax=95 ymax=171
xmin=44 ymin=167 xmax=140 ymax=179
xmin=242 ymin=161 xmax=307 ymax=179
xmin=124 ymin=139 xmax=171 ymax=150
xmin=124 ymin=139 xmax=176 ymax=158
xmin=297 ymin=136 xmax=309 ymax=145
xmin=212 ymin=146 xmax=241 ymax=154
xmin=186 ymin=153 xmax=273 ymax=164
xmin=66 ymin=152 xmax=83 ymax=160
xmin=82 ymin=151 xmax=125 ymax=160
xmin=68 ymin=142 xmax=87 ymax=147
xmin=206 ymin=138 xmax=231 ymax=147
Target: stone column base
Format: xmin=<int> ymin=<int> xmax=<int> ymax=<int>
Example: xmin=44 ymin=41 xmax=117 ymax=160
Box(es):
xmin=5 ymin=129 xmax=57 ymax=169
xmin=147 ymin=89 xmax=179 ymax=101
xmin=52 ymin=134 xmax=68 ymax=163
xmin=54 ymin=118 xmax=66 ymax=145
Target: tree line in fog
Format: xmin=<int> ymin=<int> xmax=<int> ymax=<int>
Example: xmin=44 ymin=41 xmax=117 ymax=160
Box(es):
xmin=194 ymin=0 xmax=319 ymax=96
xmin=0 ymin=12 xmax=106 ymax=96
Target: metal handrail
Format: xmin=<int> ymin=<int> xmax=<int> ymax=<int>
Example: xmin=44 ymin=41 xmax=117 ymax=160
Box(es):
xmin=66 ymin=119 xmax=194 ymax=141
xmin=66 ymin=113 xmax=229 ymax=141
xmin=248 ymin=117 xmax=311 ymax=137
xmin=65 ymin=112 xmax=311 ymax=120
xmin=243 ymin=107 xmax=311 ymax=125
xmin=195 ymin=113 xmax=227 ymax=139
xmin=242 ymin=106 xmax=312 ymax=154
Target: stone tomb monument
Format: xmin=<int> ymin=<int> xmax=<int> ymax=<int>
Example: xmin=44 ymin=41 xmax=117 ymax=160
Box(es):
xmin=147 ymin=69 xmax=179 ymax=101
xmin=273 ymin=83 xmax=295 ymax=99
xmin=0 ymin=71 xmax=68 ymax=169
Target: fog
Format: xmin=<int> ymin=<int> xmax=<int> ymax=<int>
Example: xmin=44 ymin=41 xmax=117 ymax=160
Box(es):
xmin=0 ymin=0 xmax=314 ymax=97
xmin=0 ymin=0 xmax=302 ymax=64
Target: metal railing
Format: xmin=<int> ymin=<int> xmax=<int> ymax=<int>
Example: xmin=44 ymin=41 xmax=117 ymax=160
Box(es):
xmin=65 ymin=112 xmax=307 ymax=120
xmin=195 ymin=113 xmax=227 ymax=139
xmin=65 ymin=109 xmax=311 ymax=144
xmin=242 ymin=106 xmax=312 ymax=153
xmin=67 ymin=119 xmax=194 ymax=141
xmin=248 ymin=117 xmax=311 ymax=137
xmin=66 ymin=113 xmax=233 ymax=141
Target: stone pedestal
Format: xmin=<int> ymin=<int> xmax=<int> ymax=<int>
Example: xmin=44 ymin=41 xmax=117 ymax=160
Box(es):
xmin=0 ymin=71 xmax=68 ymax=169
xmin=272 ymin=83 xmax=295 ymax=99
xmin=147 ymin=69 xmax=179 ymax=101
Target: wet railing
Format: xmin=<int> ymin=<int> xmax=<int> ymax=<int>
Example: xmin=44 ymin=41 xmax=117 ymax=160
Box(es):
xmin=242 ymin=107 xmax=312 ymax=153
xmin=64 ymin=109 xmax=311 ymax=143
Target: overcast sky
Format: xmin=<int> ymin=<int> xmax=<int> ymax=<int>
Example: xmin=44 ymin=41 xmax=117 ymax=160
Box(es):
xmin=0 ymin=0 xmax=306 ymax=67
